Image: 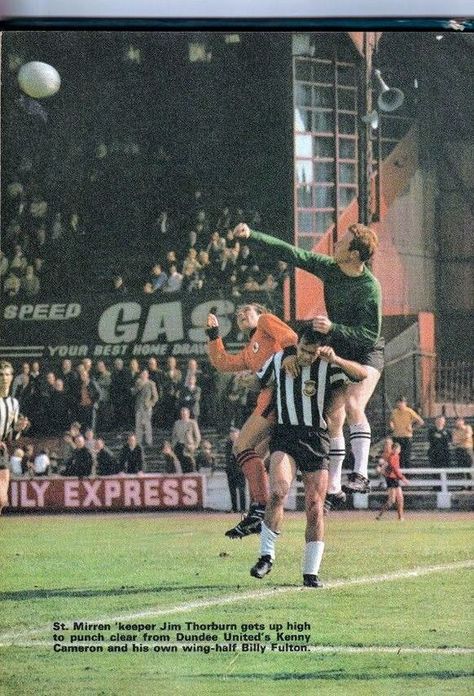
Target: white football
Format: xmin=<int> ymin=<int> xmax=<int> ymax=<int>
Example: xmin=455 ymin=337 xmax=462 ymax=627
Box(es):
xmin=18 ymin=61 xmax=61 ymax=99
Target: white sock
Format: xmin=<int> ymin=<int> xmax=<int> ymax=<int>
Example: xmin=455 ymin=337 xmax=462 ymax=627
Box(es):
xmin=328 ymin=436 xmax=345 ymax=494
xmin=349 ymin=422 xmax=371 ymax=479
xmin=260 ymin=521 xmax=279 ymax=560
xmin=303 ymin=541 xmax=325 ymax=575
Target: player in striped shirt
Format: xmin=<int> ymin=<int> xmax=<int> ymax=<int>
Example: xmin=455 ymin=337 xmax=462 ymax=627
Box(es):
xmin=249 ymin=327 xmax=367 ymax=587
xmin=0 ymin=361 xmax=30 ymax=514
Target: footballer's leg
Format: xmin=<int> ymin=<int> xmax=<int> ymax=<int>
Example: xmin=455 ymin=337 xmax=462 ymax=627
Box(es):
xmin=225 ymin=405 xmax=273 ymax=539
xmin=251 ymin=451 xmax=295 ymax=579
xmin=0 ymin=469 xmax=10 ymax=514
xmin=302 ymin=467 xmax=328 ymax=588
xmin=343 ymin=365 xmax=381 ymax=493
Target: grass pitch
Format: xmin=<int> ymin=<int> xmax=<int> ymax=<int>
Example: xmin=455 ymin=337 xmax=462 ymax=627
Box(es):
xmin=1 ymin=511 xmax=473 ymax=695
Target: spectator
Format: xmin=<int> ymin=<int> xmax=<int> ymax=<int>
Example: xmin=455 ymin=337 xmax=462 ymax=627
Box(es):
xmin=184 ymin=358 xmax=202 ymax=388
xmin=237 ymin=244 xmax=259 ymax=281
xmin=132 ymin=369 xmax=158 ymax=447
xmin=12 ymin=362 xmax=30 ymax=398
xmin=224 ymin=372 xmax=250 ymax=430
xmin=206 ymin=231 xmax=226 ymax=265
xmin=49 ymin=378 xmax=73 ymax=433
xmin=15 ymin=372 xmax=35 ymax=422
xmin=225 ymin=427 xmax=246 ymax=513
xmin=119 ymin=432 xmax=144 ymax=474
xmin=171 ymin=407 xmax=201 ymax=473
xmin=163 ymin=264 xmax=183 ymax=293
xmin=51 ymin=211 xmax=66 ymax=241
xmin=165 ymin=250 xmax=179 ymax=270
xmin=427 ymin=416 xmax=451 ymax=468
xmin=182 ymin=249 xmax=202 ymax=290
xmin=95 ymin=438 xmax=120 ymax=475
xmin=154 ymin=210 xmax=175 ymax=244
xmin=32 ymin=449 xmax=50 ymax=476
xmin=389 ymin=397 xmax=425 ymax=468
xmin=195 ymin=439 xmax=217 ymax=473
xmin=259 ymin=273 xmax=278 ymax=292
xmin=36 ymin=371 xmax=57 ymax=435
xmin=243 ymin=276 xmax=261 ymax=292
xmin=162 ymin=440 xmax=182 ymax=474
xmin=63 ymin=435 xmax=93 ymax=477
xmin=111 ymin=358 xmax=133 ymax=428
xmin=452 ymin=418 xmax=473 ymax=467
xmin=274 ymin=260 xmax=289 ymax=287
xmin=9 ymin=245 xmax=28 ymax=275
xmin=94 ymin=359 xmax=113 ymax=431
xmin=0 ymin=250 xmax=9 ymax=277
xmin=21 ymin=444 xmax=35 ymax=475
xmin=150 ymin=263 xmax=168 ymax=292
xmin=177 ymin=374 xmax=201 ymax=421
xmin=76 ymin=368 xmax=100 ymax=431
xmin=161 ymin=356 xmax=182 ymax=426
xmin=20 ymin=264 xmax=40 ymax=297
xmin=10 ymin=448 xmax=25 ymax=477
xmin=31 ymin=226 xmax=48 ymax=259
xmin=112 ymin=274 xmax=128 ymax=294
xmin=3 ymin=271 xmax=21 ymax=298
xmin=60 ymin=358 xmax=80 ymax=403
xmin=216 ymin=206 xmax=232 ymax=234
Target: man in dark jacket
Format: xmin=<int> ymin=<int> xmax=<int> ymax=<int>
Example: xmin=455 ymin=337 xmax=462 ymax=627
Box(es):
xmin=119 ymin=432 xmax=144 ymax=473
xmin=95 ymin=438 xmax=120 ymax=475
xmin=63 ymin=435 xmax=93 ymax=476
xmin=428 ymin=416 xmax=451 ymax=468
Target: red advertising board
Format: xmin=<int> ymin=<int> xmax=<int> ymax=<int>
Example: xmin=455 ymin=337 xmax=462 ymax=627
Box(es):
xmin=6 ymin=475 xmax=205 ymax=512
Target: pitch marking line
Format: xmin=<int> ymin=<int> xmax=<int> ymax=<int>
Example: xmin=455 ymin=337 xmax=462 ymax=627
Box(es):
xmin=1 ymin=559 xmax=472 ymax=645
xmin=0 ymin=641 xmax=472 ymax=655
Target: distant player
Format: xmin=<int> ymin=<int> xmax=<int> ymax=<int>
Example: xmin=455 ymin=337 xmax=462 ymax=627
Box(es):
xmin=249 ymin=327 xmax=368 ymax=587
xmin=0 ymin=361 xmax=30 ymax=514
xmin=234 ymin=222 xmax=383 ymax=505
xmin=375 ymin=442 xmax=408 ymax=521
xmin=206 ymin=304 xmax=297 ymax=538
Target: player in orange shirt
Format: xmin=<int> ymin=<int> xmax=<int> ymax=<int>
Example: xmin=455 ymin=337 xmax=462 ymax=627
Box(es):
xmin=375 ymin=441 xmax=408 ymax=521
xmin=206 ymin=304 xmax=297 ymax=538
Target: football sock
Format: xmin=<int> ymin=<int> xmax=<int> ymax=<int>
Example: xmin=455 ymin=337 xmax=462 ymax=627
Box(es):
xmin=328 ymin=436 xmax=345 ymax=493
xmin=237 ymin=449 xmax=269 ymax=506
xmin=303 ymin=541 xmax=325 ymax=575
xmin=349 ymin=422 xmax=371 ymax=479
xmin=260 ymin=521 xmax=279 ymax=560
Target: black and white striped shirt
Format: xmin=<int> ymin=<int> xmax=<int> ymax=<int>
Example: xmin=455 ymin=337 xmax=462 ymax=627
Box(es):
xmin=0 ymin=396 xmax=20 ymax=442
xmin=257 ymin=348 xmax=350 ymax=430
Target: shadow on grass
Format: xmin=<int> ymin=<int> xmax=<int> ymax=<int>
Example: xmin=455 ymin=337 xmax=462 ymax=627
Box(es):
xmin=0 ymin=584 xmax=230 ymax=601
xmin=191 ymin=670 xmax=471 ymax=682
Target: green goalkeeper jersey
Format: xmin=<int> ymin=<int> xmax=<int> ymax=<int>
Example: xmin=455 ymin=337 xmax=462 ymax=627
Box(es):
xmin=249 ymin=229 xmax=382 ymax=355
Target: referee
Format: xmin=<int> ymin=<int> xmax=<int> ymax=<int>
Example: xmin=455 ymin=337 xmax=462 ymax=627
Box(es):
xmin=0 ymin=361 xmax=30 ymax=513
xmin=249 ymin=327 xmax=367 ymax=587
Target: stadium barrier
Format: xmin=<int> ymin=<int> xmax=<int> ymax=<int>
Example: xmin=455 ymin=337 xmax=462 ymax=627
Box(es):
xmin=6 ymin=473 xmax=205 ymax=513
xmin=295 ymin=467 xmax=473 ymax=511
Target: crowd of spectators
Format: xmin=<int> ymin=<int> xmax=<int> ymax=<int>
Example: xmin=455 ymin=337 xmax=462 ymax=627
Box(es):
xmin=7 ymin=353 xmax=235 ymax=477
xmin=128 ymin=203 xmax=289 ymax=298
xmin=1 ymin=161 xmax=289 ymax=300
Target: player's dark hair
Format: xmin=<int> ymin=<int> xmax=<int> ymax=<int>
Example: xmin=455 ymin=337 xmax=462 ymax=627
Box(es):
xmin=298 ymin=326 xmax=327 ymax=345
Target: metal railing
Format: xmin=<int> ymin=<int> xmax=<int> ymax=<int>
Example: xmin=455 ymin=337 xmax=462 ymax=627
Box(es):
xmin=435 ymin=360 xmax=474 ymax=405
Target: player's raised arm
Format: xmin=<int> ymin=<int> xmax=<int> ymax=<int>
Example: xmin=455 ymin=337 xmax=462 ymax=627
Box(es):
xmin=206 ymin=313 xmax=248 ymax=372
xmin=233 ymin=223 xmax=333 ymax=280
